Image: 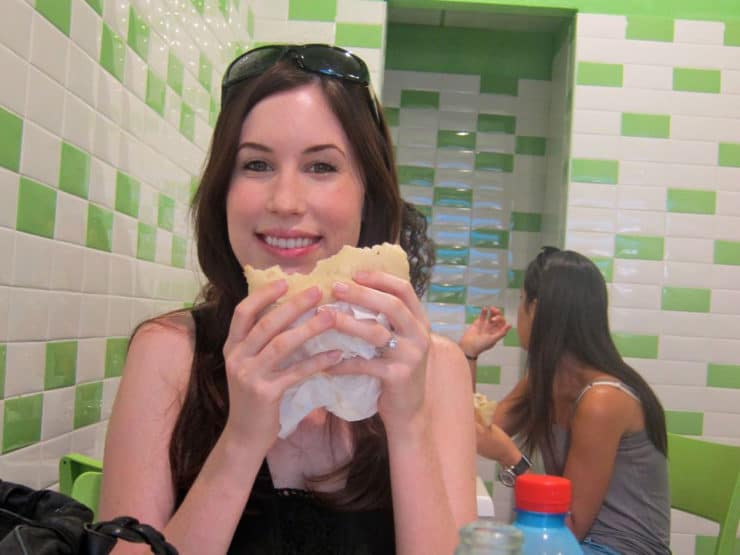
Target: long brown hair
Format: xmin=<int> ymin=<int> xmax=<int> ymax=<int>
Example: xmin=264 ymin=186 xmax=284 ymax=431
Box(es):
xmin=510 ymin=248 xmax=667 ymax=459
xmin=168 ymin=59 xmax=423 ymax=510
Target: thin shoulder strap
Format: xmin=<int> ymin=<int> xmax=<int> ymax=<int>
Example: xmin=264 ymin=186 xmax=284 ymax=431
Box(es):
xmin=574 ymin=380 xmax=639 ymax=406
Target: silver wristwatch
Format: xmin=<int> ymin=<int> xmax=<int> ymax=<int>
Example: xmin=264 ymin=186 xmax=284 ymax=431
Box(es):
xmin=498 ymin=453 xmax=532 ymax=487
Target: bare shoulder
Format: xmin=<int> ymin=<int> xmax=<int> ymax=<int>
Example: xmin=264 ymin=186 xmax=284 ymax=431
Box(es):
xmin=426 ymin=333 xmax=471 ymax=393
xmin=573 ymin=384 xmax=641 ymax=435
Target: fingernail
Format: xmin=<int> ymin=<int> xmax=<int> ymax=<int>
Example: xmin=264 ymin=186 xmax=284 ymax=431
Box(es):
xmin=327 ymin=350 xmax=343 ymax=364
xmin=333 ymin=281 xmax=349 ymax=293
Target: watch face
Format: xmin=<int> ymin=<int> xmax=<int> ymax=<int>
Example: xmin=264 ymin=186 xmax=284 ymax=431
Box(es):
xmin=499 ymin=468 xmax=515 ymax=488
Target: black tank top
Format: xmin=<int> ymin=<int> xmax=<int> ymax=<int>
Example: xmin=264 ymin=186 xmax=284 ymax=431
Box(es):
xmin=189 ymin=306 xmax=396 ymax=554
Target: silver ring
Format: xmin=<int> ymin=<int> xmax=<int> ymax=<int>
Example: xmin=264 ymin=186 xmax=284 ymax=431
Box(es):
xmin=378 ymin=334 xmax=398 ymax=356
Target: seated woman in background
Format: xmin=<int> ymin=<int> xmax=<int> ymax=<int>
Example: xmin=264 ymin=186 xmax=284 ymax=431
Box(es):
xmin=476 ymin=247 xmax=671 ymax=555
xmin=99 ymin=44 xmax=476 ymax=555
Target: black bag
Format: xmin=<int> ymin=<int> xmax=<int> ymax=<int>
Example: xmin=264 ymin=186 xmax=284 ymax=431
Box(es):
xmin=0 ymin=480 xmax=178 ymax=555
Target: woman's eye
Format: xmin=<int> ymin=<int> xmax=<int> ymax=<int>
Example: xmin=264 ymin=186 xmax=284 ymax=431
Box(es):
xmin=243 ymin=160 xmax=270 ymax=172
xmin=309 ymin=162 xmax=337 ymax=174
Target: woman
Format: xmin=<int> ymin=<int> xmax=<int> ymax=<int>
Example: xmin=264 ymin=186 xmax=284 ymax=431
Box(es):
xmin=478 ymin=247 xmax=670 ymax=555
xmin=99 ymin=44 xmax=476 ymax=555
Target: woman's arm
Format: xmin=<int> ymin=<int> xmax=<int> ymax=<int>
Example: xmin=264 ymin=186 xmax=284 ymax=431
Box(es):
xmin=491 ymin=375 xmax=528 ymax=435
xmin=459 ymin=306 xmax=511 ymax=390
xmin=561 ymin=387 xmax=636 ymax=539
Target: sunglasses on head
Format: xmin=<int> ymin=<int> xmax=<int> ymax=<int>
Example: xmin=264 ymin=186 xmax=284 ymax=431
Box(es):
xmin=221 ymin=44 xmax=378 ymax=120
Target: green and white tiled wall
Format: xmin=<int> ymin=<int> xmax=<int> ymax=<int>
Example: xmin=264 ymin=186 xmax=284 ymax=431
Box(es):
xmin=0 ymin=0 xmax=387 ymax=490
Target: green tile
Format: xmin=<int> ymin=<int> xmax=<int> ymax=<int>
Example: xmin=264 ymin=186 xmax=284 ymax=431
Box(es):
xmin=115 ymin=171 xmax=140 ymax=217
xmin=384 ymin=107 xmax=399 ymax=127
xmin=100 ymin=24 xmax=126 ymax=82
xmin=59 ymin=142 xmax=90 ymax=199
xmin=615 ymin=235 xmax=664 ymax=261
xmin=167 ymin=52 xmax=184 ymax=96
xmin=137 ymin=222 xmax=156 ymax=261
xmin=484 ymin=480 xmax=494 ymax=496
xmin=218 ymin=0 xmax=229 ymax=19
xmin=714 ymin=240 xmax=740 ymax=265
xmin=335 ymin=23 xmax=383 ymax=49
xmin=190 ymin=0 xmax=204 ymax=14
xmin=172 ymin=235 xmax=187 ymax=268
xmin=661 ymin=287 xmax=711 ymax=313
xmin=74 ymin=381 xmax=102 ymax=429
xmin=507 ymin=269 xmax=524 ymax=289
xmin=288 ymin=0 xmax=336 ymax=21
xmin=510 ymin=212 xmax=541 ymax=232
xmin=247 ymin=8 xmax=254 ymax=37
xmin=433 ymin=187 xmax=473 ymax=208
xmin=415 ymin=204 xmax=432 ymax=220
xmin=611 ymin=332 xmax=659 ymax=359
xmin=158 ymin=194 xmax=175 ymax=231
xmin=503 ymin=329 xmax=520 ymax=347
xmin=198 ymin=52 xmax=212 ymax=92
xmin=621 ymin=113 xmax=670 ymax=139
xmin=45 ymin=341 xmax=77 ymax=390
xmin=577 ymin=62 xmax=623 ymax=87
xmin=180 ymin=103 xmax=195 ymax=141
xmin=571 ymin=158 xmax=619 ymax=184
xmin=400 ymin=90 xmax=439 ymax=109
xmin=726 ymin=21 xmax=740 ymax=47
xmin=515 ymin=136 xmax=546 ymax=156
xmin=398 ymin=165 xmax=434 ymax=187
xmin=477 ymin=114 xmax=516 ymax=134
xmin=471 ymin=228 xmax=510 ymax=249
xmin=86 ymin=204 xmax=113 ymax=252
xmin=36 ymin=0 xmax=71 ymax=36
xmin=0 ymin=345 xmax=5 ymax=399
xmin=127 ymin=6 xmax=149 ymax=61
xmin=3 ymin=394 xmax=42 ymax=453
xmin=0 ymin=107 xmax=23 ymax=172
xmin=667 ymin=188 xmax=716 ymax=214
xmin=591 ymin=256 xmax=614 ymax=283
xmin=665 ymin=410 xmax=703 ymax=435
xmin=84 ymin=0 xmax=102 ymax=15
xmin=427 ymin=284 xmax=467 ymax=304
xmin=719 ymin=143 xmax=740 ymax=167
xmin=435 ymin=245 xmax=469 ymax=266
xmin=475 ymin=152 xmax=514 ymax=173
xmin=437 ymin=130 xmax=476 ymax=150
xmin=693 ymin=535 xmax=740 ymax=555
xmin=673 ymin=68 xmax=721 ymax=93
xmin=707 ymin=363 xmax=740 ymax=389
xmin=209 ymin=96 xmax=219 ymax=127
xmin=146 ymin=70 xmax=166 ymax=116
xmin=480 ymin=74 xmax=519 ymax=96
xmin=105 ymin=338 xmax=129 ymax=378
xmin=626 ymin=16 xmax=674 ymax=42
xmin=17 ymin=178 xmax=56 ymax=239
xmin=477 ymin=365 xmax=501 ymax=385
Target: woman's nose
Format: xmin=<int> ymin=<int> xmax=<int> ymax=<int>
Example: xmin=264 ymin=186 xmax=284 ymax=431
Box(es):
xmin=266 ymin=169 xmax=306 ymax=215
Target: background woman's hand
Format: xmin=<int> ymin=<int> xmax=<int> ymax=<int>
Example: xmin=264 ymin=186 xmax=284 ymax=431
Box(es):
xmin=459 ymin=305 xmax=511 ymax=359
xmin=327 ymin=271 xmax=431 ymax=431
xmin=221 ymin=281 xmax=343 ymax=448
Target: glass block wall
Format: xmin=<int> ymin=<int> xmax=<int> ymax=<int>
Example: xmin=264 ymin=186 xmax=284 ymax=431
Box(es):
xmin=0 ymin=0 xmax=387 ymax=490
xmin=383 ymin=13 xmax=574 ymax=517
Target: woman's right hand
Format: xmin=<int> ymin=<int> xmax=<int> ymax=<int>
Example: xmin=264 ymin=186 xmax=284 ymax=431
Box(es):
xmin=221 ymin=281 xmax=342 ymax=447
xmin=459 ymin=305 xmax=511 ymax=359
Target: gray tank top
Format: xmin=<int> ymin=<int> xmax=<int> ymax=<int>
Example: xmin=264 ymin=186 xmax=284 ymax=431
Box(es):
xmin=545 ymin=381 xmax=671 ymax=555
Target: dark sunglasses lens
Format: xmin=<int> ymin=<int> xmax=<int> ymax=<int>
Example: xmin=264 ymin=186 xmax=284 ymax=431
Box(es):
xmin=300 ymin=46 xmax=369 ymax=84
xmin=224 ymin=46 xmax=284 ymax=87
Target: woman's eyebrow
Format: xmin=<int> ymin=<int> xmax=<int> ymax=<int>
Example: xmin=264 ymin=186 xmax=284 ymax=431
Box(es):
xmin=237 ymin=141 xmax=271 ymax=152
xmin=304 ymin=144 xmax=346 ymax=158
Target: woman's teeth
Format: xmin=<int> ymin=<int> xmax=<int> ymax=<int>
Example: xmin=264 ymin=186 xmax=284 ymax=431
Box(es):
xmin=264 ymin=236 xmax=317 ymax=249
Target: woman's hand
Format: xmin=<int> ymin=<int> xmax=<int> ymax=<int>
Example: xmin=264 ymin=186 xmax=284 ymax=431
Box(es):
xmin=221 ymin=280 xmax=344 ymax=447
xmin=475 ymin=421 xmax=522 ymax=467
xmin=459 ymin=305 xmax=511 ymax=359
xmin=327 ymin=271 xmax=431 ymax=431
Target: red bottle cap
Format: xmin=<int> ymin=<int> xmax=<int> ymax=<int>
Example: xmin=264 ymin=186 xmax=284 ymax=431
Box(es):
xmin=514 ymin=474 xmax=572 ymax=514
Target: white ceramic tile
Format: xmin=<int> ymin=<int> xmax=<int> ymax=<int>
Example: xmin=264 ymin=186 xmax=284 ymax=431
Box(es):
xmin=563 ymin=231 xmax=614 ymax=257
xmin=0 ymin=44 xmax=28 ymax=116
xmin=29 ymin=11 xmax=69 ymax=86
xmin=397 ymin=127 xmax=436 ymax=148
xmin=712 ymin=265 xmax=740 ymax=291
xmin=69 ymin=425 xmax=100 ymax=460
xmin=102 ymin=377 xmax=120 ymax=420
xmin=711 ymin=289 xmax=740 ymax=315
xmin=106 ymin=295 xmax=134 ymax=337
xmin=714 ymin=215 xmax=740 ymax=244
xmin=572 ymin=109 xmax=621 ymax=135
xmin=616 ymin=210 xmax=665 ymax=235
xmin=92 ymin=113 xmax=120 ymax=167
xmin=709 ymin=337 xmax=740 ymax=364
xmin=610 ymin=283 xmax=661 ymax=309
xmin=155 ymin=230 xmax=172 ymax=266
xmin=12 ymin=233 xmax=53 ymax=289
xmin=399 ymin=108 xmax=439 ymax=129
xmin=716 ymin=166 xmax=740 ymax=192
xmin=0 ymin=168 xmax=18 ymax=229
xmin=616 ymin=185 xmax=666 ymax=212
xmin=109 ymin=254 xmax=135 ymax=297
xmin=664 ymin=237 xmax=714 ymax=264
xmin=438 ymin=110 xmax=477 ymax=132
xmin=77 ymin=337 xmax=106 ymax=382
xmin=672 ymin=114 xmax=740 ymax=143
xmin=476 ymin=133 xmax=515 ymax=153
xmin=395 ymin=146 xmax=436 ymax=167
xmin=81 ymin=248 xmax=111 ymax=294
xmin=97 ymin=69 xmax=123 ymax=125
xmin=705 ymin=313 xmax=740 ymax=340
xmin=20 ymin=121 xmax=60 ymax=188
xmin=88 ymin=157 xmax=116 ymax=209
xmin=609 ymin=307 xmax=662 ymax=335
xmin=248 ymin=0 xmax=288 ymax=19
xmin=715 ymin=191 xmax=740 ymax=216
xmin=622 ymin=64 xmax=673 ymax=91
xmin=55 ymin=191 xmax=87 ymax=245
xmin=25 ymin=65 xmax=65 ymax=136
xmin=8 ymin=287 xmax=52 ymax=341
xmin=566 ymin=206 xmax=616 ymax=233
xmin=613 ymin=259 xmax=665 ymax=285
xmin=38 ymin=433 xmax=72 ymax=488
xmin=629 ymin=359 xmax=706 ymax=386
xmin=70 ymin=0 xmax=102 ymax=61
xmin=5 ymin=341 xmax=45 ymax=397
xmin=576 ymin=13 xmax=627 ymax=38
xmin=78 ymin=293 xmax=109 ymax=338
xmin=0 ymin=228 xmax=14 ymax=285
xmin=659 ymin=335 xmax=711 ymax=363
xmin=665 ymin=213 xmax=716 ymax=239
xmin=41 ymin=387 xmax=75 ymax=440
xmin=102 ymin=0 xmax=129 ymax=38
xmin=674 ymin=20 xmax=725 ymax=45
xmin=703 ymin=412 xmax=740 ymax=438
xmin=516 ymin=116 xmax=549 ymax=137
xmin=661 ymin=311 xmax=710 ymax=338
xmin=49 ymin=242 xmax=84 ymax=291
xmin=478 ymin=93 xmax=518 ymax=116
xmin=110 ymin=212 xmax=137 ymax=257
xmin=436 ymin=149 xmax=474 ymax=170
xmin=723 ymin=69 xmax=740 ymax=95
xmin=253 ymin=19 xmax=334 ymax=44
xmin=0 ymin=0 xmax=33 ymax=59
xmin=47 ymin=291 xmax=82 ymax=339
xmin=567 ymin=182 xmax=617 ymax=209
xmin=663 ymin=261 xmax=713 ymax=288
xmin=0 ymin=445 xmax=41 ymax=489
xmin=439 ymin=91 xmax=478 ymax=113
xmin=62 ymin=92 xmax=96 ymax=152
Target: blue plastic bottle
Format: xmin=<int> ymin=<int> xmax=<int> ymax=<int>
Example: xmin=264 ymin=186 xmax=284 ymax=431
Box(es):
xmin=512 ymin=474 xmax=583 ymax=555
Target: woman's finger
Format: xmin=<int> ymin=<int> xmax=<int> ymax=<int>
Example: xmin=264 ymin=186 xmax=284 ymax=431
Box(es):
xmin=353 ymin=270 xmax=428 ymax=324
xmin=331 ymin=311 xmax=393 ymax=348
xmin=272 ymin=349 xmax=344 ymax=391
xmin=256 ymin=309 xmax=337 ymax=369
xmin=225 ymin=279 xmax=287 ymax=351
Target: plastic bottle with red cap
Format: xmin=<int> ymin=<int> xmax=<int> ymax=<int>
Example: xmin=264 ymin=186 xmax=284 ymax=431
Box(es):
xmin=512 ymin=474 xmax=583 ymax=555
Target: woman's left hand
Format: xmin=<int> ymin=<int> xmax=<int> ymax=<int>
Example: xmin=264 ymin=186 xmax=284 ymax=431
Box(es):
xmin=327 ymin=270 xmax=431 ymax=430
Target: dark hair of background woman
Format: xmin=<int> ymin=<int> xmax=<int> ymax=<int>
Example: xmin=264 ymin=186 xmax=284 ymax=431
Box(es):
xmin=164 ymin=60 xmax=435 ymax=511
xmin=509 ymin=248 xmax=667 ymax=459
